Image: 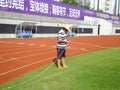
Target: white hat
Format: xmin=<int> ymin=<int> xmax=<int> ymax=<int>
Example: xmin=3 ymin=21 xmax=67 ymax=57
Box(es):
xmin=63 ymin=25 xmax=71 ymax=32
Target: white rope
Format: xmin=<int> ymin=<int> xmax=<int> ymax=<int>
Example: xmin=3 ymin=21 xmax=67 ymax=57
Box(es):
xmin=2 ymin=48 xmax=65 ymax=90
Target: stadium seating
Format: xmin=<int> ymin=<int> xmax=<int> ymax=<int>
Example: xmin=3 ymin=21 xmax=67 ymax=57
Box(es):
xmin=17 ymin=32 xmax=33 ymax=38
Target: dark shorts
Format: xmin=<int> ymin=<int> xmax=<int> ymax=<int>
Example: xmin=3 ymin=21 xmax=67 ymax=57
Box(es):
xmin=57 ymin=48 xmax=66 ymax=59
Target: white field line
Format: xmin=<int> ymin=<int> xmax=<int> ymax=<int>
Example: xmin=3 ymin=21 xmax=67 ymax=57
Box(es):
xmin=0 ymin=43 xmax=51 ymax=52
xmin=68 ymin=46 xmax=101 ymax=51
xmin=0 ymin=46 xmax=42 ymax=52
xmin=0 ymin=45 xmax=84 ymax=63
xmin=0 ymin=41 xmax=55 ymax=52
xmin=0 ymin=57 xmax=54 ymax=76
xmin=0 ymin=40 xmax=116 ymax=63
xmin=0 ymin=41 xmax=108 ymax=63
xmin=0 ymin=49 xmax=81 ymax=76
xmin=0 ymin=43 xmax=49 ymax=51
xmin=70 ymin=41 xmax=120 ymax=49
xmin=0 ymin=47 xmax=53 ymax=57
xmin=0 ymin=43 xmax=41 ymax=51
xmin=66 ymin=44 xmax=114 ymax=57
xmin=2 ymin=62 xmax=55 ymax=90
xmin=0 ymin=47 xmax=85 ymax=64
xmin=68 ymin=43 xmax=114 ymax=54
xmin=0 ymin=40 xmax=55 ymax=47
xmin=70 ymin=41 xmax=106 ymax=48
xmin=0 ymin=41 xmax=5 ymax=42
xmin=0 ymin=41 xmax=53 ymax=47
xmin=67 ymin=48 xmax=92 ymax=56
xmin=67 ymin=46 xmax=88 ymax=51
xmin=67 ymin=49 xmax=87 ymax=56
xmin=0 ymin=42 xmax=105 ymax=55
xmin=0 ymin=50 xmax=56 ymax=63
xmin=0 ymin=42 xmax=25 ymax=45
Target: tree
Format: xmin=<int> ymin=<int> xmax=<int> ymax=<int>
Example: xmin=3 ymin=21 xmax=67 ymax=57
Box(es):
xmin=60 ymin=0 xmax=70 ymax=4
xmin=98 ymin=9 xmax=103 ymax=12
xmin=70 ymin=0 xmax=79 ymax=6
xmin=60 ymin=0 xmax=90 ymax=9
xmin=60 ymin=0 xmax=79 ymax=6
xmin=82 ymin=4 xmax=90 ymax=9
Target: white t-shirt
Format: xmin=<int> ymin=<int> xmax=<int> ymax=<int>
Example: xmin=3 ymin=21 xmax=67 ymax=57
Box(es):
xmin=57 ymin=29 xmax=68 ymax=49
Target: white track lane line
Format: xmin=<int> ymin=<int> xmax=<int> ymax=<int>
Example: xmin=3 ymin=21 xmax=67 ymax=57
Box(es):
xmin=28 ymin=43 xmax=35 ymax=46
xmin=70 ymin=40 xmax=120 ymax=49
xmin=0 ymin=57 xmax=54 ymax=76
xmin=0 ymin=47 xmax=53 ymax=57
xmin=0 ymin=40 xmax=55 ymax=47
xmin=71 ymin=41 xmax=106 ymax=48
xmin=0 ymin=44 xmax=49 ymax=51
xmin=0 ymin=47 xmax=40 ymax=52
xmin=0 ymin=50 xmax=56 ymax=63
xmin=17 ymin=43 xmax=25 ymax=45
xmin=0 ymin=49 xmax=82 ymax=76
xmin=0 ymin=42 xmax=107 ymax=63
xmin=0 ymin=41 xmax=5 ymax=42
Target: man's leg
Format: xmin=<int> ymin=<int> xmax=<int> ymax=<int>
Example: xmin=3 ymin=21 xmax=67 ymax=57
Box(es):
xmin=57 ymin=59 xmax=62 ymax=69
xmin=61 ymin=57 xmax=68 ymax=68
xmin=61 ymin=49 xmax=68 ymax=68
xmin=57 ymin=48 xmax=62 ymax=69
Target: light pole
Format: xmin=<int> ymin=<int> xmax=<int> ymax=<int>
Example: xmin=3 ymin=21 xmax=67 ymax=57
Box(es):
xmin=118 ymin=0 xmax=120 ymax=16
xmin=114 ymin=0 xmax=117 ymax=15
xmin=97 ymin=0 xmax=99 ymax=11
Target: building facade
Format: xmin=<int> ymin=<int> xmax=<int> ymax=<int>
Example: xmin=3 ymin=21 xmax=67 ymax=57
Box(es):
xmin=55 ymin=0 xmax=120 ymax=15
xmin=90 ymin=0 xmax=120 ymax=15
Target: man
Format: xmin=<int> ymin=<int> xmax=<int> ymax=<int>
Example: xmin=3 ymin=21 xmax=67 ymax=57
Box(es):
xmin=57 ymin=25 xmax=71 ymax=69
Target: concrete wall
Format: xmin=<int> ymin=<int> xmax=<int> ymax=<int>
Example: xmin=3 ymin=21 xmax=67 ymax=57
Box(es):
xmin=111 ymin=25 xmax=120 ymax=35
xmin=97 ymin=19 xmax=112 ymax=35
xmin=0 ymin=34 xmax=16 ymax=38
xmin=0 ymin=11 xmax=95 ymax=26
xmin=97 ymin=18 xmax=120 ymax=35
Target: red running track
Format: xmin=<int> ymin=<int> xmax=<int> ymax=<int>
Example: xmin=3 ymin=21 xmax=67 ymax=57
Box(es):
xmin=0 ymin=36 xmax=120 ymax=85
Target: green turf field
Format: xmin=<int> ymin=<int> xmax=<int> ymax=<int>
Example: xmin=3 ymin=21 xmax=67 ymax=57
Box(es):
xmin=0 ymin=47 xmax=120 ymax=90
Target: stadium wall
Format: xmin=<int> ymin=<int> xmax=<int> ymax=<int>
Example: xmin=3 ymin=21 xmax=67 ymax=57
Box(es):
xmin=0 ymin=11 xmax=120 ymax=38
xmin=0 ymin=11 xmax=98 ymax=38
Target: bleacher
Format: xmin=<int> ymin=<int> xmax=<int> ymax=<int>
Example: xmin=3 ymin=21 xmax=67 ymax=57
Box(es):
xmin=17 ymin=31 xmax=33 ymax=38
xmin=15 ymin=22 xmax=36 ymax=38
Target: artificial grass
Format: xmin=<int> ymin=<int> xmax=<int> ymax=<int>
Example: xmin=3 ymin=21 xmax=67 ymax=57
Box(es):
xmin=0 ymin=47 xmax=120 ymax=90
